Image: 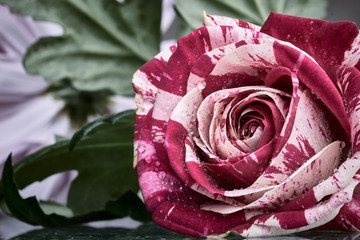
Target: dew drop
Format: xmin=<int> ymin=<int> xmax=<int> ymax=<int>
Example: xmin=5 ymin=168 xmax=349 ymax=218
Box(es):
xmin=138 ymin=145 xmax=146 ymax=154
xmin=197 ymin=81 xmax=206 ymax=90
xmin=155 ymin=161 xmax=161 ymax=167
xmin=340 ymin=141 xmax=346 ymax=148
xmin=145 ymin=156 xmax=152 ymax=163
xmin=143 ymin=98 xmax=153 ymax=109
xmin=158 ymin=171 xmax=166 ymax=179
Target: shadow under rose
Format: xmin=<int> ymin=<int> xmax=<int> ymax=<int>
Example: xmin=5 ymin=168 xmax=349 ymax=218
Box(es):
xmin=9 ymin=221 xmax=360 ymax=240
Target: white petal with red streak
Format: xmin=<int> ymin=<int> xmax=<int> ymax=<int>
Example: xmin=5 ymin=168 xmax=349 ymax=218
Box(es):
xmin=235 ymin=175 xmax=360 ymax=237
xmin=203 ymin=14 xmax=261 ymax=32
xmin=201 ymin=141 xmax=342 ymax=214
xmin=133 ymin=45 xmax=176 ymax=117
xmin=211 ymin=40 xmax=276 ymax=76
xmin=342 ymin=32 xmax=360 ymax=67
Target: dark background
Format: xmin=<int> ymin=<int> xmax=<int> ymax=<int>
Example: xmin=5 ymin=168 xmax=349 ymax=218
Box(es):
xmin=326 ymin=0 xmax=360 ymax=24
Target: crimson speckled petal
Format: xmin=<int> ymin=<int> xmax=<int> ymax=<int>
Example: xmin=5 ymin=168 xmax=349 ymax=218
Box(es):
xmin=261 ymin=12 xmax=359 ymax=71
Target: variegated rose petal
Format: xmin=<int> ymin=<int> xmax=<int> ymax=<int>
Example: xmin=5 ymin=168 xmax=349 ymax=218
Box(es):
xmin=201 ymin=141 xmax=343 ymax=214
xmin=203 ymin=14 xmax=261 ymax=32
xmin=233 ymin=175 xmax=360 ymax=237
xmin=261 ymin=12 xmax=359 ymax=71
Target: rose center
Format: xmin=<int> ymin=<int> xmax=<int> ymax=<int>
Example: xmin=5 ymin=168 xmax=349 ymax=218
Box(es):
xmin=237 ymin=113 xmax=264 ymax=140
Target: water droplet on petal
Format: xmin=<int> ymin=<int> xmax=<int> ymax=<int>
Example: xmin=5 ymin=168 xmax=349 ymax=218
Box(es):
xmin=145 ymin=156 xmax=152 ymax=163
xmin=155 ymin=161 xmax=161 ymax=167
xmin=158 ymin=171 xmax=166 ymax=179
xmin=138 ymin=145 xmax=146 ymax=154
xmin=197 ymin=81 xmax=206 ymax=90
xmin=340 ymin=141 xmax=346 ymax=148
xmin=143 ymin=98 xmax=153 ymax=109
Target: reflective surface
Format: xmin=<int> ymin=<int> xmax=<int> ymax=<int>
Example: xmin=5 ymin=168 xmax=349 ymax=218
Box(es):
xmin=9 ymin=222 xmax=360 ymax=240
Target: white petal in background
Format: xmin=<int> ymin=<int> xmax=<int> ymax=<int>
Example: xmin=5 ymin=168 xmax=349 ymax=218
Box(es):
xmin=160 ymin=0 xmax=177 ymax=51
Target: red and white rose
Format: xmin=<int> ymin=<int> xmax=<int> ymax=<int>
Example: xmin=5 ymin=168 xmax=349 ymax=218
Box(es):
xmin=133 ymin=12 xmax=360 ymax=237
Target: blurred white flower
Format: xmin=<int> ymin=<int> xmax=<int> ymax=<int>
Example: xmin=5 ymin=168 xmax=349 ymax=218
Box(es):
xmin=0 ymin=5 xmax=136 ymax=201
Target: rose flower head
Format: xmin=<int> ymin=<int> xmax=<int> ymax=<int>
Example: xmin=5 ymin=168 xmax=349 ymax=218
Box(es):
xmin=133 ymin=12 xmax=360 ymax=237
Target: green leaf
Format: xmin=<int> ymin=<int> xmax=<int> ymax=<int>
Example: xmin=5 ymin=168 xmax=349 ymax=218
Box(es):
xmin=46 ymin=79 xmax=114 ymax=127
xmin=55 ymin=135 xmax=69 ymax=143
xmin=0 ymin=110 xmax=138 ymax=216
xmin=2 ymin=155 xmax=70 ymax=226
xmin=38 ymin=201 xmax=74 ymax=218
xmin=175 ymin=0 xmax=329 ymax=32
xmin=0 ymin=0 xmax=162 ymax=96
xmin=2 ymin=155 xmax=150 ymax=227
xmin=105 ymin=191 xmax=152 ymax=223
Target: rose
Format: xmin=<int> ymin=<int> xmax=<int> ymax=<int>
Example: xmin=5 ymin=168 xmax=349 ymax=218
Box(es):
xmin=132 ymin=12 xmax=360 ymax=237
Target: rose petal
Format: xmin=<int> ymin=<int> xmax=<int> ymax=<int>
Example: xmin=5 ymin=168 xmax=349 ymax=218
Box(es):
xmin=328 ymin=65 xmax=360 ymax=152
xmin=343 ymin=33 xmax=360 ymax=70
xmin=319 ymin=193 xmax=360 ymax=231
xmin=232 ymin=174 xmax=360 ymax=237
xmin=261 ymin=12 xmax=359 ymax=71
xmin=203 ymin=14 xmax=261 ymax=32
xmin=133 ymin=44 xmax=176 ymax=118
xmin=151 ymin=194 xmax=248 ymax=237
xmin=133 ymin=43 xmax=177 ymax=169
xmin=274 ymin=41 xmax=350 ymax=137
xmin=278 ymin=154 xmax=360 ymax=212
xmin=135 ymin=109 xmax=190 ymax=213
xmin=201 ymin=141 xmax=343 ymax=214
